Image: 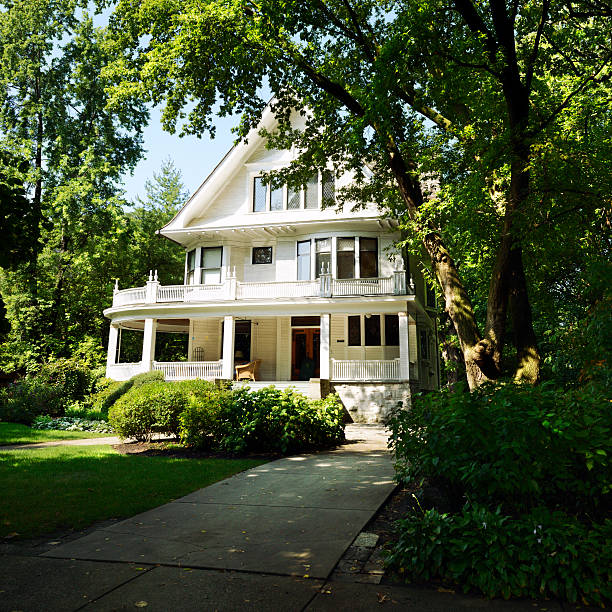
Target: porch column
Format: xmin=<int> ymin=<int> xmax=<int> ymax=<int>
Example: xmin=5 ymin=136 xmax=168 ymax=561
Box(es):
xmin=141 ymin=317 xmax=157 ymax=372
xmin=222 ymin=315 xmax=235 ymax=380
xmin=320 ymin=313 xmax=331 ymax=380
xmin=398 ymin=311 xmax=411 ymax=381
xmin=106 ymin=324 xmax=119 ymax=370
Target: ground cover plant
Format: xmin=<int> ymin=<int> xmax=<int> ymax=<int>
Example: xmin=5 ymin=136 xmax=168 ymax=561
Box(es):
xmin=0 ymin=445 xmax=266 ymax=538
xmin=0 ymin=422 xmax=112 ymax=446
xmin=387 ymin=382 xmax=612 ymax=606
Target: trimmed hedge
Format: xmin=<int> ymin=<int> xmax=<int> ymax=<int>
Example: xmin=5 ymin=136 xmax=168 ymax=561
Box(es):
xmin=93 ymin=370 xmax=165 ymax=414
xmin=110 ymin=380 xmax=345 ymax=453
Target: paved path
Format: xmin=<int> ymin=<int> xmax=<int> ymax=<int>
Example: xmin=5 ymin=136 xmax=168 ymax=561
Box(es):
xmin=0 ymin=425 xmax=589 ymax=611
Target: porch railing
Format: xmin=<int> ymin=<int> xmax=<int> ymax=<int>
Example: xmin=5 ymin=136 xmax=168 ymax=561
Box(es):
xmin=112 ymin=271 xmax=411 ymax=307
xmin=106 ymin=362 xmax=144 ymax=381
xmin=153 ymin=360 xmax=223 ymax=381
xmin=332 ymin=358 xmax=401 ymax=381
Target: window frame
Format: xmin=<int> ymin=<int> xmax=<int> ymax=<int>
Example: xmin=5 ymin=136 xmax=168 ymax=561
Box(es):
xmin=200 ymin=246 xmax=223 ymax=285
xmin=252 ymin=246 xmax=273 ymax=265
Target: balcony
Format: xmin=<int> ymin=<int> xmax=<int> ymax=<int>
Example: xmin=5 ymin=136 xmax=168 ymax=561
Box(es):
xmin=111 ymin=271 xmax=411 ymax=308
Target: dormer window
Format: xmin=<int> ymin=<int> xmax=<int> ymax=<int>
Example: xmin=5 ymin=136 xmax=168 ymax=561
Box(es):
xmin=305 ymin=174 xmax=318 ymax=209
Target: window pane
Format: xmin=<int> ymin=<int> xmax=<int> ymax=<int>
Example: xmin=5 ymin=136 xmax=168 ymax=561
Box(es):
xmin=297 ymin=240 xmax=311 ymax=280
xmin=385 ymin=314 xmax=399 ymax=345
xmin=316 ymin=238 xmax=331 ymax=252
xmin=201 ymin=268 xmax=221 ymax=284
xmin=316 ymin=253 xmax=331 ymax=277
xmin=348 ymin=316 xmax=361 ymax=346
xmin=287 ymin=187 xmax=301 ymax=209
xmin=359 ymin=237 xmax=378 ymax=278
xmin=305 ymin=174 xmax=318 ymax=209
xmin=253 ymin=177 xmax=266 ymax=212
xmin=365 ymin=315 xmax=381 ymax=346
xmin=270 ymin=186 xmax=283 ymax=211
xmin=202 ymin=247 xmax=222 ymax=268
xmin=187 ymin=249 xmax=196 ymax=271
xmin=322 ymin=170 xmax=335 ymax=207
xmin=337 ymin=252 xmax=355 ymax=278
xmin=252 ymin=246 xmax=273 ymax=264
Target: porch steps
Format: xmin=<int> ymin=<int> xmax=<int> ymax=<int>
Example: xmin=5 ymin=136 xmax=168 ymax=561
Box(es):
xmin=232 ymin=380 xmax=318 ymax=399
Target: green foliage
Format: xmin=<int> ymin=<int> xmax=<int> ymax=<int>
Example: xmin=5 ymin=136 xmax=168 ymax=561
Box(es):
xmin=0 ymin=359 xmax=95 ymax=424
xmin=389 ymin=383 xmax=611 ymax=516
xmin=94 ymin=370 xmax=165 ymax=414
xmin=213 ymin=387 xmax=345 ymax=454
xmin=386 ymin=504 xmax=612 ymax=605
xmin=109 ymin=380 xmax=186 ymax=441
xmin=388 ymin=382 xmax=612 ymax=602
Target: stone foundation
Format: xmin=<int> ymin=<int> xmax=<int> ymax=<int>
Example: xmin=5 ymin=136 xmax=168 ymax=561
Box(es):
xmin=330 ymin=382 xmax=411 ymax=423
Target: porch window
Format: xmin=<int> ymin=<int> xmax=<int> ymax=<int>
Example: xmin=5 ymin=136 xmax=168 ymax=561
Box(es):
xmin=385 ymin=314 xmax=399 ymax=345
xmin=359 ymin=237 xmax=378 ymax=278
xmin=322 ymin=170 xmax=335 ymax=207
xmin=315 ymin=238 xmax=331 ymax=277
xmin=200 ymin=247 xmax=222 ymax=284
xmin=336 ymin=238 xmax=355 ymax=279
xmin=187 ymin=249 xmax=196 ymax=285
xmin=364 ymin=315 xmax=381 ymax=346
xmin=253 ymin=177 xmax=266 ymax=212
xmin=252 ymin=246 xmax=273 ymax=264
xmin=297 ymin=240 xmax=311 ymax=280
xmin=305 ymin=174 xmax=319 ymax=209
xmin=348 ymin=315 xmax=361 ymax=346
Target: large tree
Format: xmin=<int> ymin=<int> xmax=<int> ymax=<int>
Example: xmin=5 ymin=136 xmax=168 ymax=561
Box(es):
xmin=108 ymin=0 xmax=611 ymax=387
xmin=0 ymin=0 xmax=148 ymax=367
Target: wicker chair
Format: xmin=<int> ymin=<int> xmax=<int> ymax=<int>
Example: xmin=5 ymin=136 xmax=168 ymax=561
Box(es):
xmin=235 ymin=359 xmax=261 ymax=381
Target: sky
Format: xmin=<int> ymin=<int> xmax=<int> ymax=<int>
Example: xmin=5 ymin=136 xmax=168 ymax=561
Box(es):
xmin=122 ymin=106 xmax=240 ymax=203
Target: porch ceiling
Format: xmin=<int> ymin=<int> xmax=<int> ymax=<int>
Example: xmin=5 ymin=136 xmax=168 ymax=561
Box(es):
xmin=118 ymin=318 xmax=190 ymax=333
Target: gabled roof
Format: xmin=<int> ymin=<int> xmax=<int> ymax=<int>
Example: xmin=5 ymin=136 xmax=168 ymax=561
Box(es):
xmin=158 ymin=105 xmax=279 ymax=237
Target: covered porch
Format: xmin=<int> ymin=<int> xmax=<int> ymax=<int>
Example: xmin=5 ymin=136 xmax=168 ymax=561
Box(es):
xmin=105 ymin=312 xmax=417 ymax=385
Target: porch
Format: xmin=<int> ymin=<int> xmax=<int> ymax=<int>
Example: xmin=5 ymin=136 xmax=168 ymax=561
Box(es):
xmin=106 ymin=312 xmax=417 ymax=384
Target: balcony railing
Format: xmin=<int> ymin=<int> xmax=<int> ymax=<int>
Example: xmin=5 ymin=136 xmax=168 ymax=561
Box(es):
xmin=112 ymin=271 xmax=411 ymax=307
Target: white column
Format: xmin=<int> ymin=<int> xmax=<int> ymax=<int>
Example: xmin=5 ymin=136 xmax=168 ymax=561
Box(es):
xmin=320 ymin=313 xmax=331 ymax=380
xmin=221 ymin=315 xmax=235 ymax=379
xmin=106 ymin=324 xmax=119 ymax=370
xmin=141 ymin=318 xmax=157 ymax=372
xmin=398 ymin=311 xmax=410 ymax=381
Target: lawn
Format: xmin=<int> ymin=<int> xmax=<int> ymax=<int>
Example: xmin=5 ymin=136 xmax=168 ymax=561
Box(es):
xmin=0 ymin=445 xmax=266 ymax=538
xmin=0 ymin=422 xmax=112 ymax=446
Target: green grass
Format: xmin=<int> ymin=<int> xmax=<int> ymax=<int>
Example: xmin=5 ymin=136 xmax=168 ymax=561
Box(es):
xmin=0 ymin=422 xmax=112 ymax=446
xmin=0 ymin=445 xmax=266 ymax=538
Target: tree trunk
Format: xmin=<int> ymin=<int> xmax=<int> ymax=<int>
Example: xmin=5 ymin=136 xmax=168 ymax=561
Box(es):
xmin=439 ymin=312 xmax=465 ymax=388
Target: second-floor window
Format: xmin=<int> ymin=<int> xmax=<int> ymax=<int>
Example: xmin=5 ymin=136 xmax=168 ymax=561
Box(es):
xmin=315 ymin=238 xmax=331 ymax=277
xmin=201 ymin=247 xmax=222 ymax=284
xmin=297 ymin=240 xmax=311 ymax=280
xmin=187 ymin=249 xmax=196 ymax=284
xmin=337 ymin=238 xmax=355 ymax=279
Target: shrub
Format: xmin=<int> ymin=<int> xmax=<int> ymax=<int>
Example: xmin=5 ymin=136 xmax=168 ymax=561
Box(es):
xmin=31 ymin=415 xmax=113 ymax=434
xmin=94 ymin=370 xmax=165 ymax=414
xmin=389 ymin=382 xmax=611 ymax=515
xmin=109 ymin=380 xmax=185 ymax=441
xmin=386 ymin=503 xmax=612 ymax=605
xmin=214 ymin=386 xmax=345 ymax=454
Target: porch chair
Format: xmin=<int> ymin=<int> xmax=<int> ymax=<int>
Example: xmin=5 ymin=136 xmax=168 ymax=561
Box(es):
xmin=235 ymin=359 xmax=262 ymax=381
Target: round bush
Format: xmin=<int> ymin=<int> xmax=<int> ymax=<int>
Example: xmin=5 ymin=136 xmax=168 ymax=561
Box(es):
xmin=109 ymin=381 xmax=186 ymax=441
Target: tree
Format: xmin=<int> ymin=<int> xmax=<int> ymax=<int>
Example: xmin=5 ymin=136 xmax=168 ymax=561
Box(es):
xmin=0 ymin=1 xmax=148 ymax=369
xmin=108 ymin=0 xmax=611 ymax=388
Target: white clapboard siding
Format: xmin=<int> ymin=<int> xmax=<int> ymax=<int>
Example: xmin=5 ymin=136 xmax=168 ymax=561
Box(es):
xmin=251 ymin=318 xmax=277 ymax=380
xmin=330 ymin=314 xmax=346 ymax=360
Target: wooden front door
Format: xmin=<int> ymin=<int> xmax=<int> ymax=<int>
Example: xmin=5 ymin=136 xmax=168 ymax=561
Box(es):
xmin=291 ymin=329 xmax=320 ymax=380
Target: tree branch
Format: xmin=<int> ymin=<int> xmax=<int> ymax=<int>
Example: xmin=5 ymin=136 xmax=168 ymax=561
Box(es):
xmin=525 ymin=0 xmax=550 ymax=94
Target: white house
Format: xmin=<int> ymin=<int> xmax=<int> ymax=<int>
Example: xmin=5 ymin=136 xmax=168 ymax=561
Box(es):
xmin=103 ymin=108 xmax=439 ymax=422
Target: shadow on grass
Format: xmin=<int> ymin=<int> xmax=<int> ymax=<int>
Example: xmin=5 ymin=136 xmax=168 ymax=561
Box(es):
xmin=0 ymin=445 xmax=266 ymax=538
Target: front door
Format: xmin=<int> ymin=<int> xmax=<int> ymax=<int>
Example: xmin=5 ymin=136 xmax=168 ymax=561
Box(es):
xmin=291 ymin=329 xmax=320 ymax=380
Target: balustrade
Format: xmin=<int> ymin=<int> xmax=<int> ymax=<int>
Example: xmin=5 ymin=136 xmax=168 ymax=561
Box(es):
xmin=332 ymin=358 xmax=401 ymax=381
xmin=153 ymin=360 xmax=223 ymax=381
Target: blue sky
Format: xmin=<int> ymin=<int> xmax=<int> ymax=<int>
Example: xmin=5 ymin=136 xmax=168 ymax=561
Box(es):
xmin=122 ymin=106 xmax=239 ymax=203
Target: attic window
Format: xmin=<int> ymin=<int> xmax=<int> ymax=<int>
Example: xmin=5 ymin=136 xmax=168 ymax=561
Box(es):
xmin=252 ymin=246 xmax=272 ymax=264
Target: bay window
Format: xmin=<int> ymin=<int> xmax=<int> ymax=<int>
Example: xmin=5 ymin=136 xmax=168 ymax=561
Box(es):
xmin=315 ymin=238 xmax=331 ymax=278
xmin=359 ymin=237 xmax=378 ymax=278
xmin=336 ymin=238 xmax=355 ymax=279
xmin=297 ymin=240 xmax=311 ymax=280
xmin=201 ymin=247 xmax=222 ymax=284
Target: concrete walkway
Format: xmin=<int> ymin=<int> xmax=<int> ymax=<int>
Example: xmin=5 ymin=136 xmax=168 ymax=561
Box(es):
xmin=0 ymin=426 xmax=590 ymax=611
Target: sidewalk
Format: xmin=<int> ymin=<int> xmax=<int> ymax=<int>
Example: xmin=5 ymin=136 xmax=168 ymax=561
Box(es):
xmin=0 ymin=426 xmax=590 ymax=611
